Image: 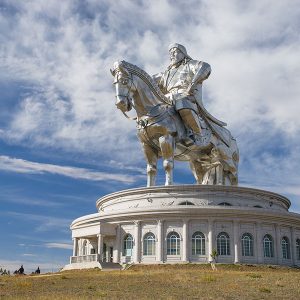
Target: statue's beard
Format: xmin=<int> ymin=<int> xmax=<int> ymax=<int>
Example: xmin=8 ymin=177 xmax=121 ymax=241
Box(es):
xmin=170 ymin=57 xmax=184 ymax=67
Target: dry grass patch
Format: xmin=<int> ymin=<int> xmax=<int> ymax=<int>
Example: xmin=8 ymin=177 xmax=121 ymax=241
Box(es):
xmin=0 ymin=264 xmax=299 ymax=299
xmin=259 ymin=287 xmax=272 ymax=293
xmin=201 ymin=274 xmax=217 ymax=282
xmin=246 ymin=273 xmax=262 ymax=278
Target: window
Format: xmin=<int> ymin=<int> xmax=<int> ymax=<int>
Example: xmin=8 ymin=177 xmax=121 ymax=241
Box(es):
xmin=218 ymin=202 xmax=232 ymax=206
xmin=296 ymin=239 xmax=300 ymax=260
xmin=123 ymin=234 xmax=133 ymax=256
xmin=167 ymin=232 xmax=180 ymax=255
xmin=217 ymin=232 xmax=230 ymax=255
xmin=192 ymin=232 xmax=205 ymax=255
xmin=143 ymin=232 xmax=156 ymax=255
xmin=253 ymin=205 xmax=262 ymax=208
xmin=241 ymin=233 xmax=254 ymax=256
xmin=281 ymin=237 xmax=290 ymax=259
xmin=263 ymin=234 xmax=274 ymax=258
xmin=178 ymin=201 xmax=195 ymax=205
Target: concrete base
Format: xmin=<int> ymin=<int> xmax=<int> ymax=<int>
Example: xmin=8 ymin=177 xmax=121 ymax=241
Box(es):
xmin=62 ymin=261 xmax=101 ymax=271
xmin=66 ymin=185 xmax=300 ymax=269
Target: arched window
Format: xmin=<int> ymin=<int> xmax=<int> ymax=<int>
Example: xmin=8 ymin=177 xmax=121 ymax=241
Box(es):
xmin=241 ymin=233 xmax=254 ymax=256
xmin=281 ymin=237 xmax=290 ymax=259
xmin=192 ymin=232 xmax=205 ymax=255
xmin=143 ymin=232 xmax=156 ymax=256
xmin=218 ymin=202 xmax=232 ymax=206
xmin=178 ymin=201 xmax=195 ymax=205
xmin=123 ymin=234 xmax=133 ymax=256
xmin=217 ymin=232 xmax=230 ymax=255
xmin=296 ymin=239 xmax=300 ymax=261
xmin=263 ymin=234 xmax=274 ymax=258
xmin=167 ymin=232 xmax=180 ymax=255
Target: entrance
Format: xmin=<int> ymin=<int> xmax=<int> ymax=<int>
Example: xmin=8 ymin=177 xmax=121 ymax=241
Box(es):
xmin=109 ymin=247 xmax=113 ymax=262
xmin=103 ymin=243 xmax=107 ymax=262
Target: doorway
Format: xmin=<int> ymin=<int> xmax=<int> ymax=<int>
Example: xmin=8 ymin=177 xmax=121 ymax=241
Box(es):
xmin=103 ymin=243 xmax=107 ymax=262
xmin=109 ymin=247 xmax=113 ymax=262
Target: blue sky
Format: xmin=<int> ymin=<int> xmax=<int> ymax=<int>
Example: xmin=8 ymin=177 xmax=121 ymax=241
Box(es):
xmin=0 ymin=0 xmax=300 ymax=273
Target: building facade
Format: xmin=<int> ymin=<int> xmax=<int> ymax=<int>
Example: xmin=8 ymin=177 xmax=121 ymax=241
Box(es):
xmin=63 ymin=185 xmax=300 ymax=270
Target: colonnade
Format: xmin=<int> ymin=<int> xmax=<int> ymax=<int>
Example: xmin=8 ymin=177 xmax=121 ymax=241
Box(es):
xmin=71 ymin=219 xmax=299 ymax=266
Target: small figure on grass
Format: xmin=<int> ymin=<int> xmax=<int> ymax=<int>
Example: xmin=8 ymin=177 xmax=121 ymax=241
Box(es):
xmin=210 ymin=249 xmax=219 ymax=271
xmin=35 ymin=267 xmax=40 ymax=274
xmin=19 ymin=265 xmax=24 ymax=274
xmin=14 ymin=265 xmax=25 ymax=275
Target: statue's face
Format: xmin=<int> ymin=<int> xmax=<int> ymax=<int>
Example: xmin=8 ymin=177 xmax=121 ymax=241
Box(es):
xmin=169 ymin=47 xmax=185 ymax=65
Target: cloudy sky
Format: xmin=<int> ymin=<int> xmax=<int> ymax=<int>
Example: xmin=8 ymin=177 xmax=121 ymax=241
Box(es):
xmin=0 ymin=0 xmax=299 ymax=272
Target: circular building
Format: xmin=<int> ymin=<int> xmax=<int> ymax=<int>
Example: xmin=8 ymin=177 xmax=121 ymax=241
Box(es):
xmin=63 ymin=185 xmax=300 ymax=270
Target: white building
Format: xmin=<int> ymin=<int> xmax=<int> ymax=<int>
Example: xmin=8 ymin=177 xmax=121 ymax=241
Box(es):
xmin=63 ymin=185 xmax=300 ymax=270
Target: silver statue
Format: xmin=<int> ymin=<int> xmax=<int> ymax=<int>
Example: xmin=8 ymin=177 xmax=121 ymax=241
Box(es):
xmin=111 ymin=43 xmax=239 ymax=187
xmin=153 ymin=43 xmax=212 ymax=146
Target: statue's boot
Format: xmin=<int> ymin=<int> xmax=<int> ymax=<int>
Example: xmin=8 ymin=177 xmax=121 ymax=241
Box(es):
xmin=179 ymin=109 xmax=202 ymax=147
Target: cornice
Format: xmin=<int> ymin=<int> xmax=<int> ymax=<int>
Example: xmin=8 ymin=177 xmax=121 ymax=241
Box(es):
xmin=71 ymin=206 xmax=300 ymax=229
xmin=95 ymin=185 xmax=291 ymax=210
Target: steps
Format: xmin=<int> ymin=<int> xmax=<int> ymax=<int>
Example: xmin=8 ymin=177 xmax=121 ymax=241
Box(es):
xmin=100 ymin=262 xmax=122 ymax=271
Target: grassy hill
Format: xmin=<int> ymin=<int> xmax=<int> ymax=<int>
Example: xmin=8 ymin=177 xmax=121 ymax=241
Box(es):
xmin=0 ymin=264 xmax=299 ymax=299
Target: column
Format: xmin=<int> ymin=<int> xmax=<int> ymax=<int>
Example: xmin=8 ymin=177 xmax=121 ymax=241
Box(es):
xmin=208 ymin=219 xmax=213 ymax=262
xmin=78 ymin=239 xmax=83 ymax=256
xmin=72 ymin=238 xmax=78 ymax=256
xmin=256 ymin=222 xmax=264 ymax=263
xmin=291 ymin=227 xmax=296 ymax=265
xmin=275 ymin=224 xmax=281 ymax=264
xmin=113 ymin=225 xmax=121 ymax=263
xmin=97 ymin=234 xmax=104 ymax=261
xmin=157 ymin=220 xmax=163 ymax=262
xmin=233 ymin=220 xmax=240 ymax=264
xmin=182 ymin=219 xmax=189 ymax=262
xmin=133 ymin=221 xmax=141 ymax=263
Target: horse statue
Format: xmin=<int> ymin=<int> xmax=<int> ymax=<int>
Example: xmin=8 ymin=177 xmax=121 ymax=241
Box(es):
xmin=111 ymin=60 xmax=239 ymax=187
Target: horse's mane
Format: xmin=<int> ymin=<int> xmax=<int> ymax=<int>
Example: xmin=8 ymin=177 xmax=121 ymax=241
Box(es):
xmin=119 ymin=60 xmax=171 ymax=105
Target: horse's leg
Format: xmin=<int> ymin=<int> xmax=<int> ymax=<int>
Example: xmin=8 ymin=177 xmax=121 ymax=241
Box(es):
xmin=189 ymin=160 xmax=204 ymax=184
xmin=201 ymin=163 xmax=224 ymax=185
xmin=159 ymin=135 xmax=174 ymax=186
xmin=215 ymin=164 xmax=224 ymax=185
xmin=142 ymin=142 xmax=158 ymax=187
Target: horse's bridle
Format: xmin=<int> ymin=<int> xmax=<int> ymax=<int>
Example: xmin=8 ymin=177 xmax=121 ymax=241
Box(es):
xmin=114 ymin=72 xmax=137 ymax=120
xmin=114 ymin=70 xmax=170 ymax=124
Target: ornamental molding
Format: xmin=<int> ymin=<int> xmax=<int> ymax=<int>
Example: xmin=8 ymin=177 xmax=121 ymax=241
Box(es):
xmin=71 ymin=206 xmax=300 ymax=230
xmin=96 ymin=185 xmax=291 ymax=211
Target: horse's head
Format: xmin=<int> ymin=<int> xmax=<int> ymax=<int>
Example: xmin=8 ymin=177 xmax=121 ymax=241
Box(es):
xmin=111 ymin=61 xmax=135 ymax=113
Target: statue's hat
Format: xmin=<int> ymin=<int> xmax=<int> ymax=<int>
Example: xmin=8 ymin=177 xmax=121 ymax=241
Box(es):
xmin=168 ymin=43 xmax=192 ymax=59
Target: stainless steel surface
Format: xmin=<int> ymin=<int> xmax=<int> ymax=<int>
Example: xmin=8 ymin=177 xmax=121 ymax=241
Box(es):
xmin=111 ymin=44 xmax=239 ymax=187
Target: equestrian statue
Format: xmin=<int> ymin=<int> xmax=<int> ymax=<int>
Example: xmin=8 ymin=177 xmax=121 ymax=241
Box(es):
xmin=111 ymin=43 xmax=239 ymax=187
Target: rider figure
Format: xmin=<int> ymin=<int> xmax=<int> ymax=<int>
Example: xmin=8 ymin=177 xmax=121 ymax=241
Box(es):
xmin=153 ymin=43 xmax=211 ymax=145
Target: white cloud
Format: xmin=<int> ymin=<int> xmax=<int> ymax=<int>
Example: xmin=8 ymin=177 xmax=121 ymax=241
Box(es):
xmin=4 ymin=211 xmax=72 ymax=232
xmin=0 ymin=155 xmax=137 ymax=183
xmin=0 ymin=1 xmax=299 ymax=197
xmin=44 ymin=243 xmax=73 ymax=250
xmin=0 ymin=1 xmax=300 ymax=273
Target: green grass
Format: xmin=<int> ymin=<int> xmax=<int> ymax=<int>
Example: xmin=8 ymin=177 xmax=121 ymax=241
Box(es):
xmin=0 ymin=264 xmax=299 ymax=299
